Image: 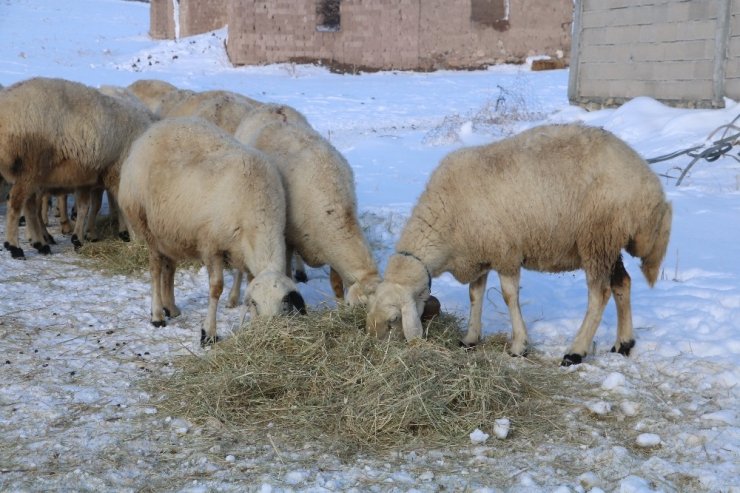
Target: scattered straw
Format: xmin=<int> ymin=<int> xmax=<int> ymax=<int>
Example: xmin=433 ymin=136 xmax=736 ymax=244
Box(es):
xmin=153 ymin=305 xmax=574 ymax=452
xmin=77 ymin=238 xmax=150 ymax=276
xmin=77 ymin=218 xmax=200 ymax=276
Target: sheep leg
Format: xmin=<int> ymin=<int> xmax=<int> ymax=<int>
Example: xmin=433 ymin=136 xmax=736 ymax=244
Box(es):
xmin=461 ymin=272 xmax=489 ymax=347
xmin=499 ymin=271 xmax=529 ymax=356
xmin=84 ymin=188 xmax=103 ymax=242
xmin=4 ymin=183 xmax=28 ymax=258
xmin=562 ymin=273 xmax=612 ymax=366
xmin=40 ymin=193 xmax=50 ymax=226
xmin=71 ymin=188 xmax=91 ymax=251
xmin=609 ymin=256 xmax=635 ymax=356
xmin=226 ymin=270 xmax=243 ymax=308
xmin=293 ymin=254 xmax=308 ymax=283
xmin=161 ymin=256 xmax=180 ymax=318
xmin=330 ymin=267 xmax=345 ymax=301
xmin=57 ymin=194 xmax=73 ymax=235
xmin=202 ymin=256 xmax=225 ymax=346
xmin=148 ymin=250 xmax=167 ymax=327
xmin=108 ymin=193 xmax=130 ymax=242
xmin=24 ymin=193 xmax=52 ymax=254
xmin=37 ymin=196 xmax=56 ymax=245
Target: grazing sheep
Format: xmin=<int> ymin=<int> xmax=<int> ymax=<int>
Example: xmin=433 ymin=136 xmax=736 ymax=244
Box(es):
xmin=365 ymin=124 xmax=672 ymax=366
xmin=126 ymin=79 xmax=184 ymax=114
xmin=0 ymin=77 xmax=154 ymax=258
xmin=118 ymin=117 xmax=306 ymax=344
xmin=160 ymin=90 xmax=262 ymax=135
xmin=233 ymin=104 xmax=381 ymax=306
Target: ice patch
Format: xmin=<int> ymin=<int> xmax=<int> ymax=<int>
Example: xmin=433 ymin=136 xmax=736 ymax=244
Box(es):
xmin=493 ymin=418 xmax=510 ymax=439
xmin=469 ymin=428 xmax=490 ymax=444
xmin=586 ymin=401 xmax=612 ymax=416
xmin=635 ymin=433 xmax=662 ymax=448
xmin=700 ymin=410 xmax=736 ymax=425
xmin=602 ymin=372 xmax=626 ymax=391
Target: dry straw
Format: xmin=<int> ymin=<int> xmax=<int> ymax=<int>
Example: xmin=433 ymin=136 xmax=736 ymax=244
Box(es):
xmin=77 ymin=217 xmax=199 ymax=275
xmin=154 ymin=305 xmax=574 ymax=452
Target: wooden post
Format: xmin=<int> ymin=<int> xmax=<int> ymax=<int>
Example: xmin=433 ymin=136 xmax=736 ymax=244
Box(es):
xmin=713 ymin=0 xmax=731 ymax=108
xmin=567 ymin=0 xmax=583 ymax=105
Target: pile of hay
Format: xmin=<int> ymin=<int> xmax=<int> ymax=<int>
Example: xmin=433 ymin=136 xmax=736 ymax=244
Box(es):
xmin=78 ymin=238 xmax=150 ymax=275
xmin=77 ymin=217 xmax=199 ymax=275
xmin=154 ymin=306 xmax=574 ymax=451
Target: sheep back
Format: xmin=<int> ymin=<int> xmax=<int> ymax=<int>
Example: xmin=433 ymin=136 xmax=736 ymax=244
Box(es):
xmin=161 ymin=91 xmax=261 ymax=135
xmin=127 ymin=79 xmax=183 ymax=114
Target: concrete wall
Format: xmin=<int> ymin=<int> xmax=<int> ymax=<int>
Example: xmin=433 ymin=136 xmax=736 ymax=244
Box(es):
xmin=151 ymin=0 xmax=573 ymax=71
xmin=569 ymin=0 xmax=740 ymax=108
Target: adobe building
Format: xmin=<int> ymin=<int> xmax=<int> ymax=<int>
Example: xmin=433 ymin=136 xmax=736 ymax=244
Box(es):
xmin=150 ymin=0 xmax=573 ymax=71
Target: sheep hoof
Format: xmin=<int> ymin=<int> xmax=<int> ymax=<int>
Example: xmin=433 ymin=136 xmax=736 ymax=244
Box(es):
xmin=610 ymin=339 xmax=635 ymax=356
xmin=200 ymin=330 xmax=221 ymax=346
xmin=18 ymin=216 xmax=26 ymax=226
xmin=561 ymin=353 xmax=583 ymax=366
xmin=35 ymin=244 xmax=52 ymax=255
xmin=459 ymin=340 xmax=477 ymax=351
xmin=4 ymin=243 xmax=25 ymax=259
xmin=151 ymin=319 xmax=167 ymax=328
xmin=163 ymin=307 xmax=181 ymax=318
xmin=294 ymin=270 xmax=308 ymax=283
xmin=118 ymin=231 xmax=131 ymax=243
xmin=507 ymin=347 xmax=529 ymax=358
xmin=71 ymin=235 xmax=83 ymax=252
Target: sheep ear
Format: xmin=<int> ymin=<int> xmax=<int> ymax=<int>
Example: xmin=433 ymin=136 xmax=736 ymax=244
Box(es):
xmin=283 ymin=290 xmax=307 ymax=315
xmin=401 ymin=299 xmax=423 ymax=341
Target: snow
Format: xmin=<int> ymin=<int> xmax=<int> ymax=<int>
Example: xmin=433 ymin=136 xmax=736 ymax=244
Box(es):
xmin=493 ymin=418 xmax=510 ymax=439
xmin=635 ymin=434 xmax=662 ymax=448
xmin=1 ymin=0 xmax=739 ymax=491
xmin=469 ymin=429 xmax=490 ymax=444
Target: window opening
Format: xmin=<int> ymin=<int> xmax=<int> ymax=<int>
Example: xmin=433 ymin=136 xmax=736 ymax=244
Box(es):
xmin=470 ymin=0 xmax=510 ymax=31
xmin=317 ymin=0 xmax=341 ymax=32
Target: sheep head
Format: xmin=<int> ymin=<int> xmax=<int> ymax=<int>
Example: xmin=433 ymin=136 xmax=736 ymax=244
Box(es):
xmin=365 ymin=281 xmax=425 ymax=341
xmin=246 ymin=270 xmax=306 ymax=319
xmin=345 ymin=274 xmax=381 ymax=306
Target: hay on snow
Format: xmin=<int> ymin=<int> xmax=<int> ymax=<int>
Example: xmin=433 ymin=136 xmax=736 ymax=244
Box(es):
xmin=155 ymin=305 xmax=572 ymax=451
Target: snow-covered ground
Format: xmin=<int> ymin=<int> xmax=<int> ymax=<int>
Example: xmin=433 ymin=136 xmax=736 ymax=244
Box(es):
xmin=1 ymin=1 xmax=739 ymax=491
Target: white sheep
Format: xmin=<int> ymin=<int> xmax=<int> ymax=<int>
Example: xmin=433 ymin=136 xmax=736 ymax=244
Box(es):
xmin=232 ymin=104 xmax=381 ymax=306
xmin=160 ymin=90 xmax=262 ymax=135
xmin=126 ymin=79 xmax=185 ymax=115
xmin=365 ymin=124 xmax=672 ymax=366
xmin=117 ymin=116 xmax=306 ymax=344
xmin=0 ymin=77 xmax=154 ymax=258
xmin=126 ymin=79 xmax=261 ymax=135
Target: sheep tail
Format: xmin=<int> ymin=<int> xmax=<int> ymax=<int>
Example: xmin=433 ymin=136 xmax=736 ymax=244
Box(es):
xmin=633 ymin=201 xmax=673 ymax=287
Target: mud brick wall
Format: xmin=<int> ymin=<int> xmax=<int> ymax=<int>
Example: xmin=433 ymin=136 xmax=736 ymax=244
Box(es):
xmin=150 ymin=0 xmax=572 ymax=71
xmin=151 ymin=0 xmax=229 ymax=39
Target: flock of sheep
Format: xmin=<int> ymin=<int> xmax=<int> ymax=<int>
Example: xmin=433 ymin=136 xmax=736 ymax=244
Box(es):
xmin=0 ymin=77 xmax=671 ymax=365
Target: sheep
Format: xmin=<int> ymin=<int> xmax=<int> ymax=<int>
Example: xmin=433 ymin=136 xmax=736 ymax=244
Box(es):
xmin=126 ymin=79 xmax=185 ymax=115
xmin=126 ymin=79 xmax=262 ymax=135
xmin=233 ymin=104 xmax=381 ymax=306
xmin=365 ymin=124 xmax=672 ymax=366
xmin=160 ymin=90 xmax=262 ymax=135
xmin=117 ymin=116 xmax=306 ymax=344
xmin=0 ymin=77 xmax=154 ymax=258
